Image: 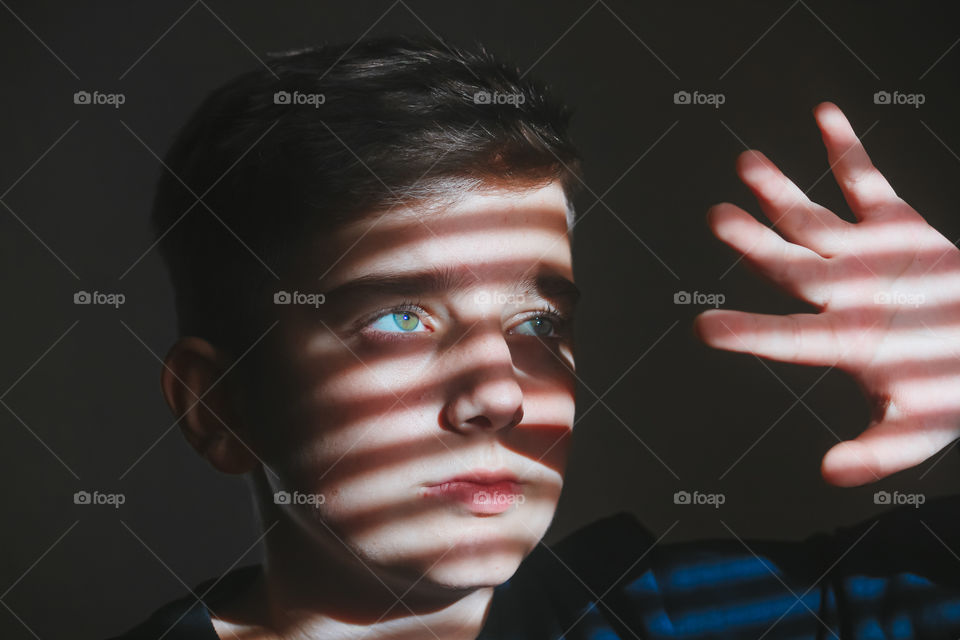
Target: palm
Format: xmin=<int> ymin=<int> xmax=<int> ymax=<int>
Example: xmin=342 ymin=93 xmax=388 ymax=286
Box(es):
xmin=695 ymin=102 xmax=960 ymax=487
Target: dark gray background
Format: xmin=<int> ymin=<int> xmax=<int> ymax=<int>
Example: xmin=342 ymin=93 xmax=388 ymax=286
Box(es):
xmin=2 ymin=1 xmax=959 ymax=637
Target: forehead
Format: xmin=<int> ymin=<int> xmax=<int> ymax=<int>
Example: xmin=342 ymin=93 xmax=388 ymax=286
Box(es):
xmin=316 ymin=181 xmax=573 ymax=291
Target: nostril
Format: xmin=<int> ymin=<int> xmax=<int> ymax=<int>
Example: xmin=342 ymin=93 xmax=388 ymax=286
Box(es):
xmin=466 ymin=416 xmax=493 ymax=429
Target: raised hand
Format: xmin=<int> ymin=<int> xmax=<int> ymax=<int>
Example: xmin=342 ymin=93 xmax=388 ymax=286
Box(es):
xmin=695 ymin=101 xmax=960 ymax=487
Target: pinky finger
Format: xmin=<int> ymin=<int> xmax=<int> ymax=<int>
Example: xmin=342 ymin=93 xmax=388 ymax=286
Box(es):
xmin=821 ymin=416 xmax=960 ymax=487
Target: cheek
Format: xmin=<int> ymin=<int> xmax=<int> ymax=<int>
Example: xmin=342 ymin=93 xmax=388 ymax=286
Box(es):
xmin=500 ymin=359 xmax=577 ymax=476
xmin=510 ymin=336 xmax=575 ymax=377
xmin=267 ymin=401 xmax=443 ymax=529
xmin=250 ymin=335 xmax=413 ymax=458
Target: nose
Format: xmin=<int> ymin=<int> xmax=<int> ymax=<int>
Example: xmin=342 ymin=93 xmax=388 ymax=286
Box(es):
xmin=441 ymin=325 xmax=525 ymax=435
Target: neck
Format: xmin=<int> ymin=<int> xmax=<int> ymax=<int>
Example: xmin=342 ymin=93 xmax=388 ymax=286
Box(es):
xmin=218 ymin=516 xmax=497 ymax=640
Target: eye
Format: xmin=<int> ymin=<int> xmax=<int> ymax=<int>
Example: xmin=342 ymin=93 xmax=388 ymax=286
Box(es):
xmin=364 ymin=304 xmax=430 ymax=334
xmin=510 ymin=308 xmax=568 ymax=339
xmin=358 ymin=302 xmax=570 ymax=339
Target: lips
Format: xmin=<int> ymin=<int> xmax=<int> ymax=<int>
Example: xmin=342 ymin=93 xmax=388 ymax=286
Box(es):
xmin=430 ymin=468 xmax=520 ymax=486
xmin=422 ymin=468 xmax=524 ymax=515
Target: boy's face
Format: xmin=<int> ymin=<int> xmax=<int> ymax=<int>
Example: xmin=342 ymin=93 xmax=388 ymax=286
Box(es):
xmin=250 ymin=180 xmax=577 ymax=590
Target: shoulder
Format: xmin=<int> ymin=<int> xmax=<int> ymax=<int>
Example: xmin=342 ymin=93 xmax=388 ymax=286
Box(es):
xmin=104 ymin=565 xmax=262 ymax=640
xmin=501 ymin=510 xmax=656 ymax=617
xmin=526 ymin=510 xmax=656 ymax=592
xmin=104 ymin=591 xmax=209 ymax=640
xmin=479 ymin=511 xmax=654 ymax=637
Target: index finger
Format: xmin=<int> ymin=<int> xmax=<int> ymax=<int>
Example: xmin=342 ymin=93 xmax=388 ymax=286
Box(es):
xmin=814 ymin=101 xmax=899 ymax=219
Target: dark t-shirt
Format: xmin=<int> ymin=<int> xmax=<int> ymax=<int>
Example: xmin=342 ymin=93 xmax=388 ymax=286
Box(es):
xmin=107 ymin=495 xmax=960 ymax=639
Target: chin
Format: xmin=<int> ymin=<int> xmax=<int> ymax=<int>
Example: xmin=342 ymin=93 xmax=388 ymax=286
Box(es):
xmin=423 ymin=548 xmax=528 ymax=589
xmin=411 ymin=511 xmax=550 ymax=588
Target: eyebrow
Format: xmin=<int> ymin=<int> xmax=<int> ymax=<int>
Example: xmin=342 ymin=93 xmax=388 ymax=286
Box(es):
xmin=322 ymin=264 xmax=581 ymax=309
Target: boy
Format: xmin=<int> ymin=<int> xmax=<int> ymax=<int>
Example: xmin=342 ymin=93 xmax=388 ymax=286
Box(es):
xmin=111 ymin=34 xmax=960 ymax=639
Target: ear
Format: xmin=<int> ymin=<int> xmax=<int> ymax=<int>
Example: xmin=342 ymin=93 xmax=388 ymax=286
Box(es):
xmin=160 ymin=337 xmax=259 ymax=474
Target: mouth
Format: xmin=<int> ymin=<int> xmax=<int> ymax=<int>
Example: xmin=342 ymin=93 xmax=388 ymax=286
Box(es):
xmin=430 ymin=468 xmax=520 ymax=486
xmin=422 ymin=468 xmax=524 ymax=515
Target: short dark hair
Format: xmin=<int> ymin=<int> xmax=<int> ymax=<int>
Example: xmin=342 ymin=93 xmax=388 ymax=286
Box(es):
xmin=152 ymin=34 xmax=584 ymax=355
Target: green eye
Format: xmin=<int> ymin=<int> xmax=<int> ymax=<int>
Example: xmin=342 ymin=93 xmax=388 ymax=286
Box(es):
xmin=363 ymin=304 xmax=566 ymax=339
xmin=512 ymin=315 xmax=560 ymax=338
xmin=368 ymin=310 xmax=427 ymax=333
